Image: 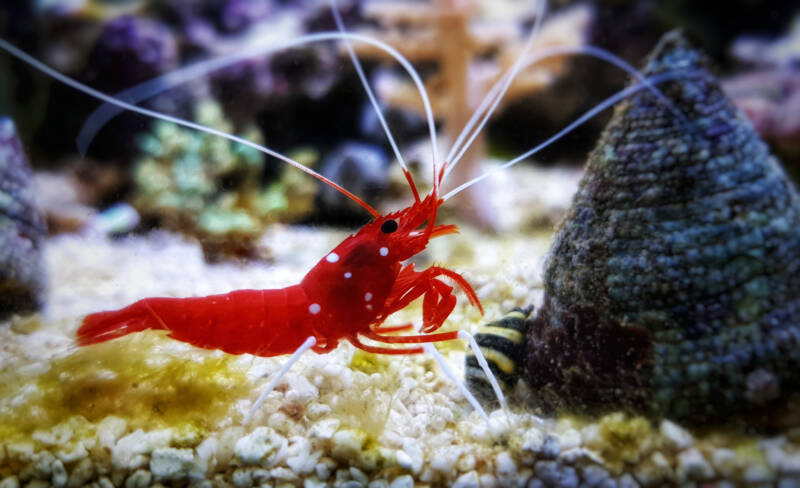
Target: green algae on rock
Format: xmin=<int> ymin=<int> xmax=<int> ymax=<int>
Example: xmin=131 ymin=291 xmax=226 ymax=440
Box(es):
xmin=133 ymin=100 xmax=317 ymax=260
xmin=524 ymin=30 xmax=800 ymax=423
xmin=0 ymin=117 xmax=46 ymax=318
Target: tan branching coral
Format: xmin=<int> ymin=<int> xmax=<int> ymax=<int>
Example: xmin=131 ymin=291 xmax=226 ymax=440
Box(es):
xmin=351 ymin=0 xmax=591 ymax=228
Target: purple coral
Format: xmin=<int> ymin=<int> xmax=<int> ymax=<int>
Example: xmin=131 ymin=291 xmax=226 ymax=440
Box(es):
xmin=83 ymin=15 xmax=179 ymax=89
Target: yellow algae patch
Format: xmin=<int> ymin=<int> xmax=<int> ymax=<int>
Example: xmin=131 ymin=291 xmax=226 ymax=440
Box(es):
xmin=328 ymin=357 xmax=404 ymax=440
xmin=581 ymin=412 xmax=657 ymax=474
xmin=0 ymin=331 xmax=252 ymax=439
xmin=350 ymin=349 xmax=394 ymax=376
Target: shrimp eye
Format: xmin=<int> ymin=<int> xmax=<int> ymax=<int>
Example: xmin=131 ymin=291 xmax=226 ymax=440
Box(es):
xmin=381 ymin=219 xmax=398 ymax=234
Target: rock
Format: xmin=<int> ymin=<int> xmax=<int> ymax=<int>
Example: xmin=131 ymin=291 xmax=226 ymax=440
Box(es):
xmin=676 ymin=448 xmax=715 ymax=481
xmin=534 ymin=461 xmax=579 ymax=488
xmin=330 ymin=429 xmax=367 ymax=463
xmin=659 ymin=420 xmax=694 ymax=450
xmin=149 ymin=447 xmax=199 ymax=480
xmin=389 ymin=474 xmax=414 ymax=488
xmin=453 ymin=471 xmax=480 ymax=488
xmin=124 ymin=469 xmax=152 ymax=488
xmin=50 ymin=460 xmax=67 ymax=487
xmin=317 ymin=141 xmax=390 ymax=222
xmin=234 ymin=427 xmax=287 ymax=466
xmin=66 ymin=458 xmax=93 ymax=488
xmin=111 ymin=429 xmax=172 ymax=470
xmin=0 ymin=117 xmax=46 ymax=318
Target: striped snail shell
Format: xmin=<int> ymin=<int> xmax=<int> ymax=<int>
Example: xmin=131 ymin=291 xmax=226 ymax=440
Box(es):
xmin=465 ymin=306 xmax=533 ymax=407
xmin=523 ymin=30 xmax=800 ymax=423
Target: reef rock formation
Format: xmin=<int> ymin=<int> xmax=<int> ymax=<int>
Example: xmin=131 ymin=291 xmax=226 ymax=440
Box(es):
xmin=0 ymin=117 xmax=46 ymax=318
xmin=524 ymin=30 xmax=800 ymax=424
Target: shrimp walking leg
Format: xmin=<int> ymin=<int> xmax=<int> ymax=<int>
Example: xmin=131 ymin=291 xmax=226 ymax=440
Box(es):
xmin=245 ymin=336 xmax=317 ymax=425
xmin=458 ymin=330 xmax=509 ymax=412
xmin=371 ymin=323 xmax=415 ymax=333
xmin=383 ymin=265 xmax=483 ymax=334
xmin=422 ymin=343 xmax=489 ymax=422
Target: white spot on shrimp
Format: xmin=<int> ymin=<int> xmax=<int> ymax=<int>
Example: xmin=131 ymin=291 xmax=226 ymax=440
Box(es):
xmin=309 ymin=303 xmax=321 ymax=315
xmin=364 ymin=292 xmax=373 ymax=302
xmin=366 ymin=305 xmax=373 ymax=311
xmin=344 ymin=271 xmax=352 ymax=279
xmin=326 ymin=253 xmax=340 ymax=263
xmin=379 ymin=247 xmax=389 ymax=257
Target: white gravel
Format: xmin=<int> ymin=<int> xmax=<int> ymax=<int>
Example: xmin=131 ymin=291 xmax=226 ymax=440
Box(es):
xmin=1 ymin=228 xmax=799 ymax=486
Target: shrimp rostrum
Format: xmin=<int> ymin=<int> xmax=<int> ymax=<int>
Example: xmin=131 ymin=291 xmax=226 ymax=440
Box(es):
xmin=0 ymin=0 xmax=688 ymax=423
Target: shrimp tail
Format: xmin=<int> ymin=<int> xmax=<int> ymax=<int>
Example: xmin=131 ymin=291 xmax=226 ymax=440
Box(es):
xmin=77 ymin=300 xmax=167 ymax=346
xmin=77 ymin=287 xmax=316 ymax=357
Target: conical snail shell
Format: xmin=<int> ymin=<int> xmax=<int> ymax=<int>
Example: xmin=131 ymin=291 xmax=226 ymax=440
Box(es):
xmin=524 ymin=30 xmax=800 ymax=423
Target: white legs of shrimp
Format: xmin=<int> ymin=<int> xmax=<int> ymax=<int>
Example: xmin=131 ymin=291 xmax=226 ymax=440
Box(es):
xmin=244 ymin=336 xmax=317 ymax=425
xmin=421 ymin=343 xmax=490 ymax=422
xmin=458 ymin=330 xmax=509 ymax=413
xmin=244 ymin=333 xmax=505 ymax=425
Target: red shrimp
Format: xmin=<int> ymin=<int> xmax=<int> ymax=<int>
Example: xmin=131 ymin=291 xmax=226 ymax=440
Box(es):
xmin=77 ymin=164 xmax=483 ymax=356
xmin=1 ymin=0 xmax=682 ymax=420
xmin=0 ymin=29 xmax=505 ymax=421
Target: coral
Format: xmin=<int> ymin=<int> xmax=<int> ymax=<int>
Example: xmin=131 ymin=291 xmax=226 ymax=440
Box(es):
xmin=725 ymin=17 xmax=800 ymax=171
xmin=148 ymin=0 xmax=273 ymax=52
xmin=723 ymin=70 xmax=800 ymax=169
xmin=730 ymin=14 xmax=800 ymax=69
xmin=524 ymin=30 xmax=800 ymax=423
xmin=34 ymin=13 xmax=185 ymax=162
xmin=0 ymin=117 xmax=46 ymax=318
xmin=84 ymin=15 xmax=179 ymax=89
xmin=133 ymin=100 xmax=316 ymax=260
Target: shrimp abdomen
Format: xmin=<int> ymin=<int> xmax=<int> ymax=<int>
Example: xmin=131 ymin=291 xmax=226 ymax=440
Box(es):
xmin=77 ymin=286 xmax=315 ymax=357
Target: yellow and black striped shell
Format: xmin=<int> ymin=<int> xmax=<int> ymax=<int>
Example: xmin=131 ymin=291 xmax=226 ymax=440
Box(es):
xmin=465 ymin=306 xmax=532 ymax=406
xmin=524 ymin=31 xmax=800 ymax=423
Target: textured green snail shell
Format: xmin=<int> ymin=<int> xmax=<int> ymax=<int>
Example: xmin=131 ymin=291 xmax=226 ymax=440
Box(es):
xmin=524 ymin=30 xmax=800 ymax=423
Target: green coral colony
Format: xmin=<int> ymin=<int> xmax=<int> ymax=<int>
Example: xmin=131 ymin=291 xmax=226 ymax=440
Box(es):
xmin=524 ymin=31 xmax=800 ymax=423
xmin=134 ymin=100 xmax=316 ymax=257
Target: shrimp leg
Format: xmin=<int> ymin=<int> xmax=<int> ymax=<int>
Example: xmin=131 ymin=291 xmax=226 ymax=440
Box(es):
xmin=383 ymin=265 xmax=483 ymax=334
xmin=371 ymin=323 xmax=415 ymax=333
xmin=245 ymin=336 xmax=317 ymax=425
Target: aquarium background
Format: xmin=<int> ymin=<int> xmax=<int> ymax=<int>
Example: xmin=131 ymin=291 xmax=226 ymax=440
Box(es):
xmin=1 ymin=1 xmax=800 ymax=487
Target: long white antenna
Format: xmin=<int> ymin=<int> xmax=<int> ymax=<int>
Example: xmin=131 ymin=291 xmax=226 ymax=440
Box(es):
xmin=443 ymin=70 xmax=701 ymax=201
xmin=73 ymin=32 xmax=438 ymax=167
xmin=0 ymin=37 xmax=381 ymax=217
xmin=443 ymin=0 xmax=548 ymax=169
xmin=329 ymin=0 xmax=412 ymax=178
xmin=445 ymin=44 xmax=687 ymax=179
